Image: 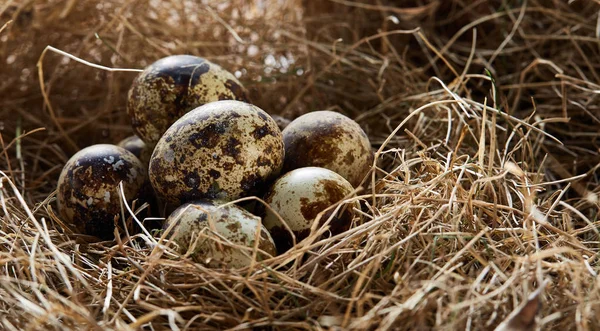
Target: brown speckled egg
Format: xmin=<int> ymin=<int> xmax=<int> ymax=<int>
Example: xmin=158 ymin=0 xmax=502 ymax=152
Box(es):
xmin=282 ymin=111 xmax=373 ymax=187
xmin=259 ymin=167 xmax=357 ymax=253
xmin=164 ymin=200 xmax=276 ymax=268
xmin=117 ymin=135 xmax=153 ymax=166
xmin=127 ymin=55 xmax=250 ymax=144
xmin=149 ymin=100 xmax=284 ymax=205
xmin=57 ymin=144 xmax=147 ymax=240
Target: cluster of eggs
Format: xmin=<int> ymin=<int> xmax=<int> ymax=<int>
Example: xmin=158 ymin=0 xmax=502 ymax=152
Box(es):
xmin=56 ymin=55 xmax=373 ymax=268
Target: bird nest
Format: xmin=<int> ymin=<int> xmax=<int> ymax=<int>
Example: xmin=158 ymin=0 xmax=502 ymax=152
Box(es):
xmin=0 ymin=1 xmax=599 ymax=329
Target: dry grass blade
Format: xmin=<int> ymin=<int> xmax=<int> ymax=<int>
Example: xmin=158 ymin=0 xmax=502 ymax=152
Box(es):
xmin=494 ymin=279 xmax=549 ymax=331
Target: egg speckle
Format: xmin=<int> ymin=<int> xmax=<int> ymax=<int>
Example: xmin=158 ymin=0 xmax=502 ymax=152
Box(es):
xmin=149 ymin=100 xmax=284 ymax=205
xmin=57 ymin=144 xmax=147 ymax=240
xmin=259 ymin=167 xmax=357 ymax=253
xmin=127 ymin=55 xmax=250 ymax=144
xmin=282 ymin=110 xmax=373 ymax=187
xmin=164 ymin=200 xmax=277 ymax=268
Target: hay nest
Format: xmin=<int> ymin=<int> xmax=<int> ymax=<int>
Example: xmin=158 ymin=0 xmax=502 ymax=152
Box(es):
xmin=1 ymin=0 xmax=599 ymax=329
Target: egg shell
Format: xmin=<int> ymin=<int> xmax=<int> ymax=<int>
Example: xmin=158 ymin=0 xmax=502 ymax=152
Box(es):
xmin=127 ymin=55 xmax=250 ymax=144
xmin=164 ymin=200 xmax=277 ymax=268
xmin=270 ymin=114 xmax=291 ymax=131
xmin=282 ymin=110 xmax=373 ymax=187
xmin=149 ymin=100 xmax=284 ymax=205
xmin=260 ymin=167 xmax=357 ymax=253
xmin=57 ymin=144 xmax=147 ymax=240
xmin=116 ymin=135 xmax=162 ymax=229
xmin=117 ymin=135 xmax=153 ymax=166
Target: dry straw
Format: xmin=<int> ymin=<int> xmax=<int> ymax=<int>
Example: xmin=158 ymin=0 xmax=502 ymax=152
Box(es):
xmin=1 ymin=0 xmax=599 ymax=329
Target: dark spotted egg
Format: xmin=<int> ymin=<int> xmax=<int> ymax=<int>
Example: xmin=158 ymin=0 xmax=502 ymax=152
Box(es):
xmin=164 ymin=200 xmax=276 ymax=268
xmin=149 ymin=100 xmax=284 ymax=205
xmin=117 ymin=135 xmax=153 ymax=166
xmin=259 ymin=166 xmax=357 ymax=253
xmin=57 ymin=144 xmax=147 ymax=240
xmin=282 ymin=111 xmax=373 ymax=187
xmin=127 ymin=55 xmax=250 ymax=144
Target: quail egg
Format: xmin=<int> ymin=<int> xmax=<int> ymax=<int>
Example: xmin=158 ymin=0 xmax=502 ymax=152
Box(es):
xmin=117 ymin=135 xmax=161 ymax=227
xmin=259 ymin=166 xmax=357 ymax=253
xmin=282 ymin=110 xmax=373 ymax=187
xmin=127 ymin=55 xmax=250 ymax=144
xmin=57 ymin=144 xmax=147 ymax=240
xmin=164 ymin=200 xmax=277 ymax=268
xmin=117 ymin=135 xmax=153 ymax=166
xmin=270 ymin=114 xmax=291 ymax=131
xmin=149 ymin=100 xmax=284 ymax=205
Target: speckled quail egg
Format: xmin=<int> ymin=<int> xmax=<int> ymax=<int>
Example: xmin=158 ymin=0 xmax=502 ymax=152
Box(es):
xmin=282 ymin=110 xmax=373 ymax=187
xmin=149 ymin=100 xmax=284 ymax=205
xmin=117 ymin=135 xmax=153 ymax=166
xmin=57 ymin=144 xmax=147 ymax=240
xmin=164 ymin=200 xmax=277 ymax=268
xmin=270 ymin=114 xmax=291 ymax=131
xmin=127 ymin=55 xmax=250 ymax=144
xmin=117 ymin=135 xmax=162 ymax=230
xmin=259 ymin=167 xmax=357 ymax=253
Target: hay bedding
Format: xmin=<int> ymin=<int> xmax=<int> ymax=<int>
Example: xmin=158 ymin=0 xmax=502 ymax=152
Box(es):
xmin=0 ymin=0 xmax=599 ymax=329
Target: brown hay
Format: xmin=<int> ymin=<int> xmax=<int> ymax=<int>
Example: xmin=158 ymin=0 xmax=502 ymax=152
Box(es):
xmin=1 ymin=0 xmax=600 ymax=329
